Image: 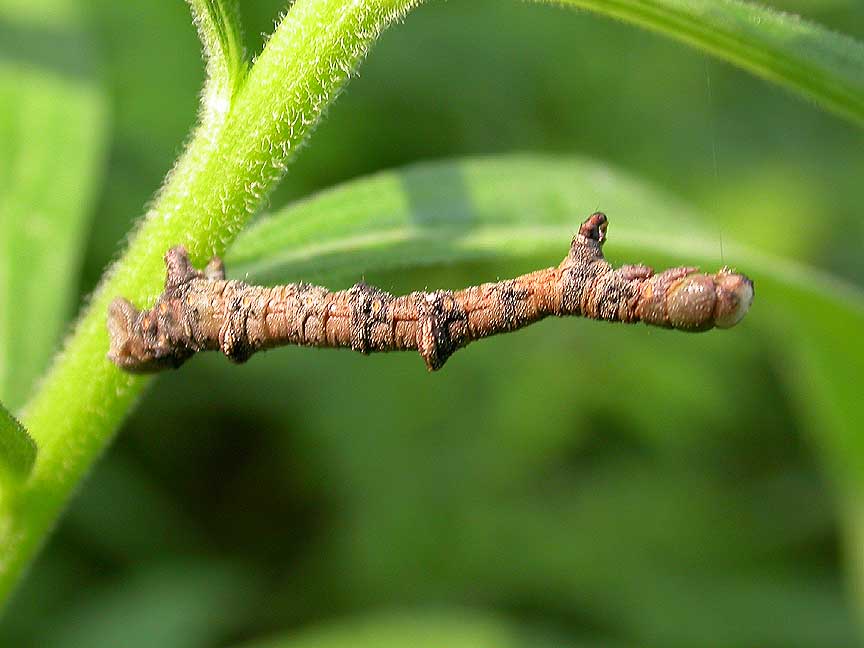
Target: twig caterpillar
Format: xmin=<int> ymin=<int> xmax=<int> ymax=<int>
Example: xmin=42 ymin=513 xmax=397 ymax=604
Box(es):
xmin=108 ymin=213 xmax=754 ymax=372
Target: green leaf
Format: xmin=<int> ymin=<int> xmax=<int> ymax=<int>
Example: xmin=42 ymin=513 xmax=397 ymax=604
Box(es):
xmin=0 ymin=2 xmax=108 ymax=410
xmin=225 ymin=154 xmax=754 ymax=283
xmin=0 ymin=401 xmax=35 ymax=487
xmin=36 ymin=560 xmax=255 ymax=648
xmin=529 ymin=0 xmax=864 ymax=126
xmin=186 ymin=0 xmax=247 ymax=114
xmin=769 ymin=283 xmax=864 ymax=613
xmin=229 ymin=154 xmax=864 ymax=611
xmin=235 ymin=610 xmax=586 ymax=648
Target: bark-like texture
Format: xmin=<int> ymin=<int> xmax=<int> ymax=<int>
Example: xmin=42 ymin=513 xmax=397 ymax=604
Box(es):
xmin=107 ymin=213 xmax=754 ymax=372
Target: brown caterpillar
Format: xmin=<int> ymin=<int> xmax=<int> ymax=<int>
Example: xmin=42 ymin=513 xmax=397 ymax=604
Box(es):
xmin=107 ymin=212 xmax=754 ymax=372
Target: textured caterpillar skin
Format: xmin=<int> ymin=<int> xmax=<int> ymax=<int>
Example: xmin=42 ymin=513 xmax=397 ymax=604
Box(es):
xmin=107 ymin=213 xmax=754 ymax=373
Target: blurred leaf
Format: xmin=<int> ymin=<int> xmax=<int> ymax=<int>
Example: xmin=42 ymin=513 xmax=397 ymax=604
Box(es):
xmin=0 ymin=2 xmax=108 ymax=410
xmin=236 ymin=610 xmax=595 ymax=648
xmin=222 ymin=155 xmax=825 ymax=300
xmin=227 ymin=154 xmax=705 ymax=282
xmin=0 ymin=400 xmax=35 ymax=487
xmin=539 ymin=0 xmax=864 ymax=125
xmin=60 ymin=455 xmax=206 ymax=562
xmin=770 ymin=281 xmax=864 ymax=615
xmin=453 ymin=462 xmax=858 ymax=647
xmin=37 ymin=560 xmax=256 ymax=648
xmin=140 ymin=348 xmax=854 ymax=645
xmin=0 ymin=546 xmax=90 ymax=647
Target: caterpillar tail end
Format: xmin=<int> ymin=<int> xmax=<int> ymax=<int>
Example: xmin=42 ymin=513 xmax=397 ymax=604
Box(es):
xmin=107 ymin=297 xmax=146 ymax=371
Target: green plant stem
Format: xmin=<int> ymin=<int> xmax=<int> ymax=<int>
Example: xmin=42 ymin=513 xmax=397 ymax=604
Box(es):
xmin=0 ymin=0 xmax=419 ymax=608
xmin=535 ymin=0 xmax=864 ymax=126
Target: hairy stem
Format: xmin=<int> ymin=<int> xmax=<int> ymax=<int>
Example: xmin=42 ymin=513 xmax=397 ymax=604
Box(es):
xmin=107 ymin=214 xmax=753 ymax=373
xmin=1 ymin=0 xmax=420 ymax=609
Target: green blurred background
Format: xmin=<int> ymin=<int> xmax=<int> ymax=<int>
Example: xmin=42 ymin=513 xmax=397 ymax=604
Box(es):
xmin=3 ymin=0 xmax=864 ymax=646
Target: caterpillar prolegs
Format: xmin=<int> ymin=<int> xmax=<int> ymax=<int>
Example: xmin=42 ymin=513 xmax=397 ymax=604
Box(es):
xmin=107 ymin=213 xmax=754 ymax=373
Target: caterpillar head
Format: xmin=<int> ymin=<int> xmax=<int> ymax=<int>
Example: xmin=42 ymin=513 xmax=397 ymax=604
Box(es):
xmin=664 ymin=268 xmax=754 ymax=331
